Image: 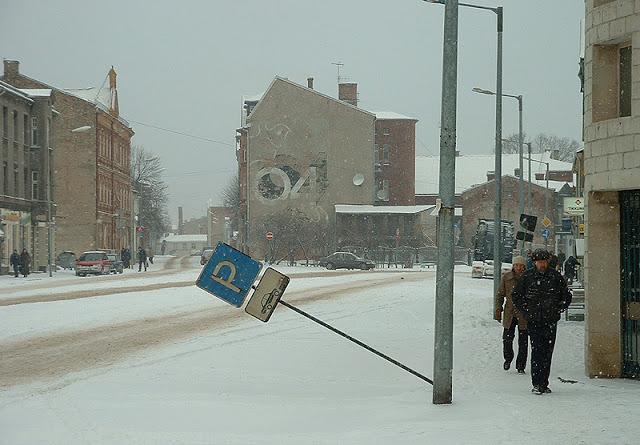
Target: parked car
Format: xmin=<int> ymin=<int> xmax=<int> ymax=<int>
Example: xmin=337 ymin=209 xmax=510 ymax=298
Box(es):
xmin=318 ymin=252 xmax=375 ymax=270
xmin=106 ymin=253 xmax=124 ymax=274
xmin=200 ymin=248 xmax=215 ymax=265
xmin=75 ymin=251 xmax=111 ymax=276
xmin=471 ymin=260 xmax=485 ymax=278
xmin=471 ymin=260 xmax=511 ymax=279
xmin=56 ymin=251 xmax=76 ymax=270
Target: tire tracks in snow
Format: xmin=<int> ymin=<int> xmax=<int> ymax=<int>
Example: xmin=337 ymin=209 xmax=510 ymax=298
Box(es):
xmin=0 ymin=272 xmax=430 ymax=388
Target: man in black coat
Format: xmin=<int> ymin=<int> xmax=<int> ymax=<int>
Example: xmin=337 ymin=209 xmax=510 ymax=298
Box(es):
xmin=10 ymin=250 xmax=20 ymax=277
xmin=137 ymin=247 xmax=147 ymax=272
xmin=512 ymin=249 xmax=572 ymax=394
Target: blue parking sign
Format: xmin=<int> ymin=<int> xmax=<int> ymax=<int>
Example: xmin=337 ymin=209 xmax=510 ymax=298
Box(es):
xmin=196 ymin=242 xmax=262 ymax=307
xmin=542 ymin=228 xmax=551 ymax=239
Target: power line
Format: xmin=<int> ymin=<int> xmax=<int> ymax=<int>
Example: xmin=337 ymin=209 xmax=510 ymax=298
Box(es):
xmin=126 ymin=118 xmax=235 ymax=147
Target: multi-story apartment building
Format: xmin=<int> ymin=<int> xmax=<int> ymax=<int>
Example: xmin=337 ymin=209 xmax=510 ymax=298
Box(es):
xmin=582 ymin=0 xmax=640 ymax=378
xmin=0 ymin=80 xmax=56 ymax=274
xmin=3 ymin=60 xmax=134 ymax=256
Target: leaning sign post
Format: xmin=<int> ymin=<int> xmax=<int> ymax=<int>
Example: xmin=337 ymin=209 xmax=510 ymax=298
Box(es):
xmin=196 ymin=242 xmax=433 ymax=386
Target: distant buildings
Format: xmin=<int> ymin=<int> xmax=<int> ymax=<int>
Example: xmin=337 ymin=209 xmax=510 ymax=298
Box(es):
xmin=235 ymin=77 xmax=421 ymax=256
xmin=0 ymin=80 xmax=56 ymax=273
xmin=3 ymin=60 xmax=134 ymax=257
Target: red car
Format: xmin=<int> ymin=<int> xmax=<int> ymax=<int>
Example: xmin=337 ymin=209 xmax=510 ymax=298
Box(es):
xmin=75 ymin=251 xmax=112 ymax=276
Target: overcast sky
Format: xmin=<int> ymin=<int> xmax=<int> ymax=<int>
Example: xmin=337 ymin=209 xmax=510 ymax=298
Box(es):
xmin=1 ymin=0 xmax=584 ymax=223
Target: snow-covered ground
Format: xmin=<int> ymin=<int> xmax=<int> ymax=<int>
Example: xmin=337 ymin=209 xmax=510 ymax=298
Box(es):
xmin=1 ymin=264 xmax=638 ymax=444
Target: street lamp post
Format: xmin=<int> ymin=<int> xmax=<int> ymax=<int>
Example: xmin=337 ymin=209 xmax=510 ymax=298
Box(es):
xmin=473 ymin=89 xmax=525 ymax=254
xmin=426 ymin=0 xmax=504 ymax=303
xmin=424 ymin=0 xmax=503 ymax=405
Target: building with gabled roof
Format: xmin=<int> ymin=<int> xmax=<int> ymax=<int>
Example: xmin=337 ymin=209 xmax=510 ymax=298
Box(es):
xmin=2 ymin=60 xmax=134 ymax=256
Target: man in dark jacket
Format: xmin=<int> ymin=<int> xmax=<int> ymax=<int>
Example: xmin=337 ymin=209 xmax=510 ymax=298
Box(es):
xmin=564 ymin=255 xmax=580 ymax=285
xmin=10 ymin=250 xmax=20 ymax=277
xmin=512 ymin=249 xmax=572 ymax=394
xmin=137 ymin=247 xmax=147 ymax=272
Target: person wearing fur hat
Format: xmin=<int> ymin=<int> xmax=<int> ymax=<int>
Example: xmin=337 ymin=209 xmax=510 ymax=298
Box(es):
xmin=495 ymin=255 xmax=529 ymax=374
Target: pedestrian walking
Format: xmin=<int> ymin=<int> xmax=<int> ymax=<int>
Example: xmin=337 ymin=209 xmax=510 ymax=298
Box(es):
xmin=495 ymin=255 xmax=528 ymax=373
xmin=20 ymin=248 xmax=31 ymax=277
xmin=512 ymin=249 xmax=572 ymax=394
xmin=137 ymin=247 xmax=147 ymax=272
xmin=557 ymin=252 xmax=566 ymax=274
xmin=10 ymin=249 xmax=20 ymax=277
xmin=147 ymin=248 xmax=154 ymax=265
xmin=564 ymin=255 xmax=580 ymax=285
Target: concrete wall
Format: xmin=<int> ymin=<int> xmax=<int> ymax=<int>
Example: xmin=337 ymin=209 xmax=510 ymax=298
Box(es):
xmin=246 ymin=78 xmax=375 ymax=256
xmin=583 ymin=0 xmax=640 ymax=377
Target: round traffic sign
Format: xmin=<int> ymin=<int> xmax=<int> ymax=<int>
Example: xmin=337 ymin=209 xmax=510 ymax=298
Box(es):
xmin=266 ymin=231 xmax=273 ymax=241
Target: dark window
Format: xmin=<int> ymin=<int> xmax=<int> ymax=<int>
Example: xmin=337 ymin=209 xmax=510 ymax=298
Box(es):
xmin=2 ymin=107 xmax=7 ymax=137
xmin=23 ymin=167 xmax=28 ymax=199
xmin=383 ymin=128 xmax=390 ymax=136
xmin=383 ymin=144 xmax=390 ymax=162
xmin=23 ymin=114 xmax=29 ymax=145
xmin=14 ymin=162 xmax=19 ymax=194
xmin=12 ymin=110 xmax=18 ymax=141
xmin=2 ymin=161 xmax=7 ymax=192
xmin=619 ymin=46 xmax=632 ymax=117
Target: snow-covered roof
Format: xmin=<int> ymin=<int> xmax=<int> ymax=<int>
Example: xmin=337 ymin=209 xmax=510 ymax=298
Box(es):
xmin=243 ymin=92 xmax=264 ymax=103
xmin=63 ymin=87 xmax=131 ymax=127
xmin=372 ymin=111 xmax=418 ymax=121
xmin=415 ymin=153 xmax=574 ymax=195
xmin=0 ymin=80 xmax=33 ymax=102
xmin=18 ymin=88 xmax=52 ymax=97
xmin=162 ymin=234 xmax=208 ymax=243
xmin=335 ymin=204 xmax=434 ymax=214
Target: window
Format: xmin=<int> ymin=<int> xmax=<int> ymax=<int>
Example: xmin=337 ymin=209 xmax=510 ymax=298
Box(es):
xmin=2 ymin=161 xmax=7 ymax=192
xmin=13 ymin=111 xmax=18 ymax=141
xmin=374 ymin=144 xmax=380 ymax=164
xmin=13 ymin=162 xmax=19 ymax=194
xmin=382 ymin=128 xmax=390 ymax=136
xmin=383 ymin=179 xmax=390 ymax=201
xmin=24 ymin=167 xmax=28 ymax=199
xmin=23 ymin=114 xmax=29 ymax=145
xmin=32 ymin=171 xmax=39 ymax=200
xmin=2 ymin=107 xmax=7 ymax=138
xmin=383 ymin=144 xmax=390 ymax=163
xmin=31 ymin=116 xmax=38 ymax=146
xmin=619 ymin=45 xmax=632 ymax=118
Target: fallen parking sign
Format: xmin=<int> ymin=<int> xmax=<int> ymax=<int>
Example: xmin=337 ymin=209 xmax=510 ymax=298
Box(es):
xmin=245 ymin=268 xmax=290 ymax=322
xmin=196 ymin=242 xmax=262 ymax=307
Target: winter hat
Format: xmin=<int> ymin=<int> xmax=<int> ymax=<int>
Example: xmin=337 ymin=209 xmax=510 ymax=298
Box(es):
xmin=512 ymin=256 xmax=526 ymax=266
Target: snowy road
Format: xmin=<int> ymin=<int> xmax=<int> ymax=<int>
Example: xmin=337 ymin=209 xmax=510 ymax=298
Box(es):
xmin=1 ymin=264 xmax=639 ymax=444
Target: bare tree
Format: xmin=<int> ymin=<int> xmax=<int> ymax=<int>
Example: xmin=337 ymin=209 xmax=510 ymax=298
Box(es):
xmin=256 ymin=208 xmax=328 ymax=263
xmin=131 ymin=145 xmax=170 ymax=245
xmin=503 ymin=132 xmax=580 ymax=162
xmin=220 ymin=173 xmax=240 ymax=213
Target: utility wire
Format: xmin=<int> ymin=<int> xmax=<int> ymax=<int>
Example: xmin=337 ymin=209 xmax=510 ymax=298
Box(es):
xmin=127 ymin=118 xmax=235 ymax=147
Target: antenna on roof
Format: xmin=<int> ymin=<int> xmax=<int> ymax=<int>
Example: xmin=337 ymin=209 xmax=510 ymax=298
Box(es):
xmin=331 ymin=61 xmax=344 ymax=84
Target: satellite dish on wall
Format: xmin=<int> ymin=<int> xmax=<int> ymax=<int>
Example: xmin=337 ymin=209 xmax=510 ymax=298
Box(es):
xmin=353 ymin=173 xmax=365 ymax=186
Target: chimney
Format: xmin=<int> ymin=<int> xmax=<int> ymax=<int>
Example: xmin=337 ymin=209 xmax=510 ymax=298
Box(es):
xmin=3 ymin=60 xmax=20 ymax=80
xmin=338 ymin=83 xmax=358 ymax=107
xmin=178 ymin=207 xmax=184 ymax=235
xmin=307 ymin=77 xmax=314 ymax=89
xmin=487 ymin=171 xmax=495 ymax=182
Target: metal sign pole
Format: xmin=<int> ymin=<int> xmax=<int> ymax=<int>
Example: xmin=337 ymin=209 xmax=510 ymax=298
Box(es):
xmin=279 ymin=299 xmax=433 ymax=385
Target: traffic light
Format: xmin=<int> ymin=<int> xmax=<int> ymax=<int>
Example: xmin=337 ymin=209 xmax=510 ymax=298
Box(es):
xmin=516 ymin=231 xmax=534 ymax=242
xmin=519 ymin=214 xmax=537 ymax=232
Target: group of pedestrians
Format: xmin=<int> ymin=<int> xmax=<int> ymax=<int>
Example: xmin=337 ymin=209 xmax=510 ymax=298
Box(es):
xmin=118 ymin=247 xmax=154 ymax=272
xmin=495 ymin=248 xmax=573 ymax=395
xmin=9 ymin=249 xmax=31 ymax=278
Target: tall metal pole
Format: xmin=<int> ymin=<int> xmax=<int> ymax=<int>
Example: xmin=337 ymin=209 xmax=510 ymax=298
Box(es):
xmin=492 ymin=7 xmax=504 ymax=307
xmin=517 ymin=96 xmax=524 ymax=254
xmin=544 ymin=161 xmax=549 ymax=249
xmin=433 ymin=0 xmax=458 ymax=406
xmin=47 ymin=151 xmax=53 ymax=278
xmin=527 ymin=142 xmax=532 ymax=214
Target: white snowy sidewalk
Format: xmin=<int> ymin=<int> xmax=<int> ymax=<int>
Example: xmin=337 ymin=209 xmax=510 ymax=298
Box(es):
xmin=0 ymin=270 xmax=638 ymax=444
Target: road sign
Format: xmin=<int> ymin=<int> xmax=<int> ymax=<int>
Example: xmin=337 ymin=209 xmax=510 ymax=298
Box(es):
xmin=136 ymin=226 xmax=145 ymax=233
xmin=519 ymin=214 xmax=537 ymax=232
xmin=245 ymin=268 xmax=290 ymax=322
xmin=196 ymin=242 xmax=262 ymax=307
xmin=563 ymin=197 xmax=584 ymax=216
xmin=542 ymin=216 xmax=552 ymax=228
xmin=542 ymin=228 xmax=551 ymax=239
xmin=266 ymin=231 xmax=273 ymax=241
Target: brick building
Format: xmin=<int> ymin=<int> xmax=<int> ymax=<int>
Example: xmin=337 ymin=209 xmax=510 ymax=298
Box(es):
xmin=581 ymin=0 xmax=640 ymax=378
xmin=0 ymin=80 xmax=56 ymax=273
xmin=372 ymin=112 xmax=417 ymax=205
xmin=3 ymin=61 xmax=134 ymax=256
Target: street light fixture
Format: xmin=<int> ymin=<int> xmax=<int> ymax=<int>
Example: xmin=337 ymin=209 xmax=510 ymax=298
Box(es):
xmin=473 ymin=87 xmax=526 ymax=254
xmin=425 ymin=0 xmax=505 ymax=316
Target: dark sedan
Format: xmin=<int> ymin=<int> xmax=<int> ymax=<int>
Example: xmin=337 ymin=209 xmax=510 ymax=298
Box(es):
xmin=318 ymin=252 xmax=375 ymax=270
